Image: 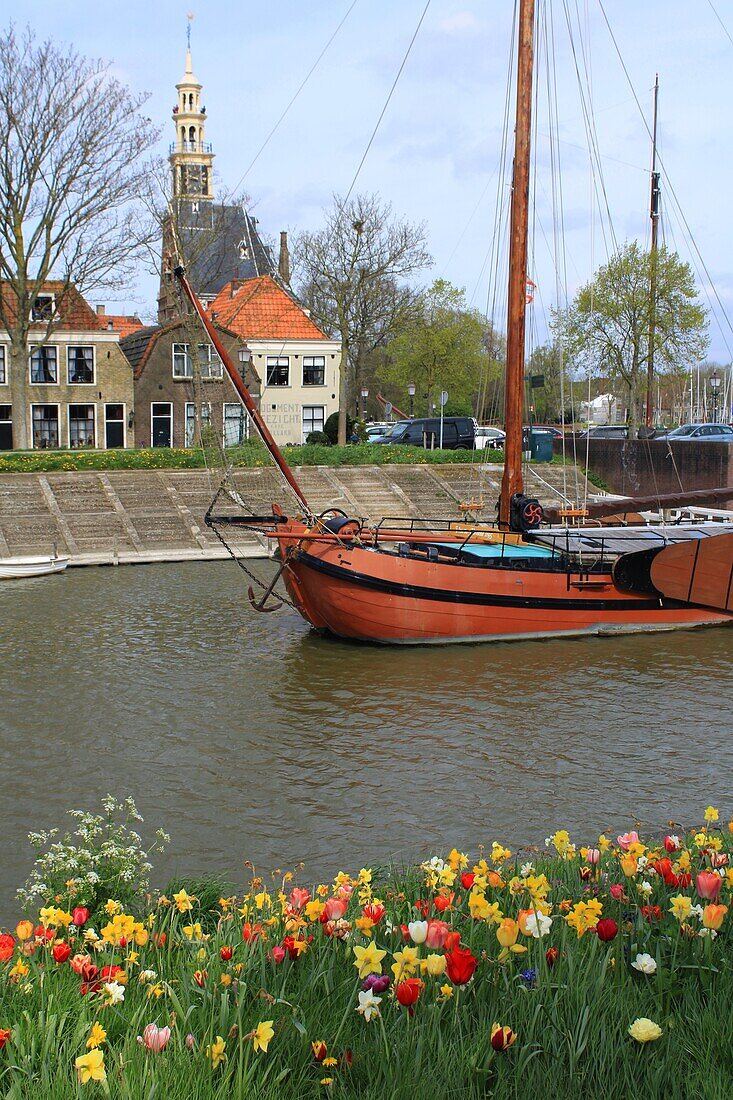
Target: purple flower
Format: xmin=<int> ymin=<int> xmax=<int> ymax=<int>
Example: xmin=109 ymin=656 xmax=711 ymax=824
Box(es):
xmin=519 ymin=968 xmax=537 ymax=989
xmin=363 ymin=974 xmax=391 ymax=993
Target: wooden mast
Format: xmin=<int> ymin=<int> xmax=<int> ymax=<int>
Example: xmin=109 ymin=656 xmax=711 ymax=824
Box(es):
xmin=500 ymin=0 xmax=535 ymax=527
xmin=644 ymin=75 xmax=660 ymax=429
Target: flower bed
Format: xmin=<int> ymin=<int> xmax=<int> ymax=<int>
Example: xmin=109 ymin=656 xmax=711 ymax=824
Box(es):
xmin=2 ymin=808 xmax=733 ymax=1098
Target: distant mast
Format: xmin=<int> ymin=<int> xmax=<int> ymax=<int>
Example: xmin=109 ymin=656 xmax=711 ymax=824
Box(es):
xmin=644 ymin=75 xmax=660 ymax=429
xmin=500 ymin=0 xmax=535 ymax=527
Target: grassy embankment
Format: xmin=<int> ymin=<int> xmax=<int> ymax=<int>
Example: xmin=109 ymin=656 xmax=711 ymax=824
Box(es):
xmin=0 ymin=806 xmax=731 ymax=1098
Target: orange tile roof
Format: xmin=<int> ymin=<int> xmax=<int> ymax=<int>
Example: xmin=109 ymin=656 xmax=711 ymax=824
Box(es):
xmin=208 ymin=276 xmax=330 ymax=341
xmin=0 ymin=280 xmax=104 ymax=331
xmin=103 ymin=314 xmax=145 ymax=338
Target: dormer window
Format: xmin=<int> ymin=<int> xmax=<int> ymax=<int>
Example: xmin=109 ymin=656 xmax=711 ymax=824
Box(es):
xmin=31 ymin=295 xmax=55 ymax=322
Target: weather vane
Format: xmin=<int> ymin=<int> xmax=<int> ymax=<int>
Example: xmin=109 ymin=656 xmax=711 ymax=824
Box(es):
xmin=187 ymin=12 xmax=194 ymax=49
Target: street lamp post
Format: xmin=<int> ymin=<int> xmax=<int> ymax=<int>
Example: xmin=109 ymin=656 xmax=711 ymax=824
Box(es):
xmin=360 ymin=386 xmax=369 ymax=420
xmin=407 ymin=382 xmax=416 ymax=418
xmin=710 ymin=370 xmax=721 ymax=423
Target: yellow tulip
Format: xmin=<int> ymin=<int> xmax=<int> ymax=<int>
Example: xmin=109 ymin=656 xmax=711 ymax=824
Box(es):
xmin=496 ymin=918 xmax=519 ymax=948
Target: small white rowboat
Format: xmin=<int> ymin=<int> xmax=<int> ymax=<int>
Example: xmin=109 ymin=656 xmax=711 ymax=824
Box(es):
xmin=0 ymin=555 xmax=70 ymax=579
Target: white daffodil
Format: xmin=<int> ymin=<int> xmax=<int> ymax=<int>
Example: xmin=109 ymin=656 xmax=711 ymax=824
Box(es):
xmin=102 ymin=981 xmax=125 ymax=1005
xmin=355 ymin=989 xmax=381 ymax=1022
xmin=631 ymin=953 xmax=657 ymax=975
xmin=520 ymin=862 xmax=534 ymax=878
xmin=524 ymin=910 xmax=552 ymax=938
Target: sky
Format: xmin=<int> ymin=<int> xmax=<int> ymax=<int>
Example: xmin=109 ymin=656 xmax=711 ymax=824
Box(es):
xmin=14 ymin=0 xmax=733 ymax=361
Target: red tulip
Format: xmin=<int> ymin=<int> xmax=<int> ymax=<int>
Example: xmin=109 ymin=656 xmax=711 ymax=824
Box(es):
xmin=609 ymin=884 xmax=625 ymax=901
xmin=395 ymin=978 xmax=423 ymax=1007
xmin=0 ymin=1028 xmax=10 ymax=1050
xmin=697 ymin=871 xmax=722 ymax=901
xmin=193 ymin=969 xmax=207 ymax=987
xmin=663 ymin=835 xmax=681 ymax=853
xmin=311 ymin=1041 xmax=328 ymax=1062
xmin=490 ymin=1024 xmax=516 ymax=1052
xmin=415 ymin=899 xmax=430 ymax=918
xmin=545 ymin=946 xmax=559 ymax=968
xmin=444 ymin=931 xmax=461 ymax=952
xmin=271 ymin=945 xmax=286 ymax=965
xmin=100 ymin=965 xmax=124 ymax=982
xmin=242 ymin=922 xmax=262 ymax=943
xmin=219 ymin=945 xmax=233 ymax=962
xmin=0 ymin=934 xmax=15 ymax=962
xmin=34 ymin=926 xmax=55 ymax=941
xmin=153 ymin=932 xmax=167 ymax=948
xmin=595 ymin=918 xmax=618 ymax=942
xmin=433 ymin=893 xmax=454 ymax=914
xmin=579 ymin=866 xmax=593 ymax=881
xmin=652 ymin=858 xmax=672 ymax=878
xmin=81 ymin=961 xmax=99 ymax=983
xmin=445 ymin=945 xmax=477 ymax=985
xmin=72 ymin=907 xmax=89 ymax=927
xmin=362 ymin=904 xmax=385 ymax=924
xmin=460 ymin=872 xmax=475 ymax=890
xmin=52 ymin=941 xmax=71 ymax=964
xmin=640 ymin=905 xmax=662 ymax=923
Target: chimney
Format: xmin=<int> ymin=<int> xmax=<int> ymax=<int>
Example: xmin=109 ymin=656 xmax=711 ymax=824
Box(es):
xmin=96 ymin=304 xmax=106 ymax=316
xmin=278 ymin=230 xmax=291 ymax=284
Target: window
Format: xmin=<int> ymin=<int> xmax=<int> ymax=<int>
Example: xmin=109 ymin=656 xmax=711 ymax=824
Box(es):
xmin=302 ymin=405 xmax=325 ymax=441
xmin=224 ymin=403 xmax=248 ymax=446
xmin=266 ymin=357 xmax=289 ymax=386
xmin=0 ymin=405 xmax=11 ymax=449
xmin=104 ymin=404 xmax=125 ymax=449
xmin=30 ymin=346 xmax=58 ymax=384
xmin=0 ymin=347 xmax=5 ymax=384
xmin=172 ymin=342 xmax=223 ymax=379
xmin=31 ymin=295 xmax=54 ymax=322
xmin=185 ymin=401 xmax=211 ymax=447
xmin=69 ymin=404 xmax=95 ymax=447
xmin=67 ymin=346 xmax=94 ymax=384
xmin=32 ymin=404 xmax=59 ymax=448
xmin=303 ymin=355 xmax=325 ymax=386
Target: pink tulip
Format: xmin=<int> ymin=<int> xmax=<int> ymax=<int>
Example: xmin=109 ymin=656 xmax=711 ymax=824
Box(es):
xmin=137 ymin=1024 xmax=171 ymax=1052
xmin=617 ymin=832 xmax=639 ymax=852
xmin=696 ymin=871 xmax=722 ymax=901
xmin=336 ymin=882 xmax=353 ymax=901
xmin=323 ymin=898 xmax=348 ymax=921
xmin=425 ymin=919 xmax=450 ymax=949
xmin=610 ymin=884 xmax=625 ymax=900
xmin=271 ymin=945 xmax=286 ymax=964
xmin=289 ymin=887 xmax=311 ymax=911
xmin=185 ymin=1033 xmax=195 ymax=1050
xmin=586 ymin=849 xmax=600 ymax=865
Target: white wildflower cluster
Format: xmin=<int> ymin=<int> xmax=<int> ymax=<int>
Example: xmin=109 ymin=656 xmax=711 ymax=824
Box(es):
xmin=17 ymin=795 xmax=169 ymax=914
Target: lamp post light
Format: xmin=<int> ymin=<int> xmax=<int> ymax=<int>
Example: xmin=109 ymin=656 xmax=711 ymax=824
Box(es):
xmin=360 ymin=386 xmax=369 ymax=419
xmin=407 ymin=382 xmax=416 ymax=418
xmin=710 ymin=369 xmax=721 ymax=423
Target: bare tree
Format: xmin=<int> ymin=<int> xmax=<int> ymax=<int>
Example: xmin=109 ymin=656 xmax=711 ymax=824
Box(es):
xmin=0 ymin=25 xmax=160 ymax=447
xmin=296 ymin=193 xmax=431 ymax=444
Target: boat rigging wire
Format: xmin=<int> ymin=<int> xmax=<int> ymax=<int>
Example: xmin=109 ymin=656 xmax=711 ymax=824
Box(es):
xmin=341 ymin=0 xmax=432 ymax=207
xmin=229 ymin=0 xmax=360 ymax=195
xmin=706 ymin=0 xmax=733 ymax=47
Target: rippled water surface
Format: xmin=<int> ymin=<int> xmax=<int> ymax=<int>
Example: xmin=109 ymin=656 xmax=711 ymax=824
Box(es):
xmin=1 ymin=561 xmax=732 ymax=918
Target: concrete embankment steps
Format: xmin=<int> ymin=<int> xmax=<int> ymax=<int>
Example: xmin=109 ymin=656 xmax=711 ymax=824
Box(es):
xmin=0 ymin=464 xmax=592 ymax=566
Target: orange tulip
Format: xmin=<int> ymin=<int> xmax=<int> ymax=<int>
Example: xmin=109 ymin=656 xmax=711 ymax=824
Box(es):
xmin=702 ymin=903 xmax=728 ymax=931
xmin=15 ymin=921 xmax=34 ymax=942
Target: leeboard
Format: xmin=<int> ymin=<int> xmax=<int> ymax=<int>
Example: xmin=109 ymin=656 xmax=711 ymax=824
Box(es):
xmin=649 ymin=532 xmax=733 ymax=611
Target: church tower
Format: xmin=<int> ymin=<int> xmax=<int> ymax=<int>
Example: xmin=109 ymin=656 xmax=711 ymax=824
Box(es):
xmin=170 ymin=27 xmax=214 ymax=228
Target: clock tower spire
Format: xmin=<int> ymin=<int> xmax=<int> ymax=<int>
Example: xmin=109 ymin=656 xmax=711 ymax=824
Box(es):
xmin=170 ymin=17 xmax=214 ymax=225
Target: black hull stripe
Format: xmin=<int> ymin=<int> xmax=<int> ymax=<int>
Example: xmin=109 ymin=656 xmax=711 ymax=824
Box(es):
xmin=295 ymin=551 xmax=665 ymax=612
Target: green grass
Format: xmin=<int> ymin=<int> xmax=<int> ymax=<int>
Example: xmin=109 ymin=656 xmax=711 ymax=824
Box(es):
xmin=0 ymin=443 xmax=507 ymax=474
xmin=2 ymin=819 xmax=733 ymax=1098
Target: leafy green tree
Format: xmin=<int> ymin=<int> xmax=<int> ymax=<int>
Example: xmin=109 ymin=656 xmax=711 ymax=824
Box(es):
xmin=525 ymin=342 xmax=569 ymax=422
xmin=559 ymin=241 xmax=708 ymax=430
xmin=381 ymin=280 xmax=486 ymax=417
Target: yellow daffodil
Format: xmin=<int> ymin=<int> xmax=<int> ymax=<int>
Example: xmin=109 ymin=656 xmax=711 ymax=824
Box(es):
xmin=565 ymin=899 xmax=603 ymax=937
xmin=354 ymin=916 xmax=375 ymax=938
xmin=305 ymin=899 xmax=325 ymax=921
xmin=182 ymin=922 xmax=203 ymax=940
xmin=704 ymin=806 xmax=719 ymax=823
xmin=353 ymin=941 xmax=387 ymax=978
xmin=357 ymin=868 xmax=373 ymax=885
xmin=104 ymin=900 xmax=122 ymax=916
xmin=251 ymin=1020 xmax=274 ymax=1054
xmin=439 ymin=983 xmax=454 ymax=1000
xmin=447 ymin=848 xmax=469 ymax=871
xmin=9 ymin=960 xmax=29 ymax=980
xmin=391 ymin=947 xmax=419 ymax=980
xmin=491 ymin=842 xmax=512 ymax=863
xmin=206 ymin=1035 xmax=226 ymax=1068
xmin=75 ymin=1049 xmax=106 ymax=1083
xmin=669 ymin=895 xmax=692 ymax=921
xmin=173 ymin=889 xmax=194 ymax=914
xmin=86 ymin=1022 xmax=106 ymax=1050
xmin=598 ymin=834 xmax=611 ymax=852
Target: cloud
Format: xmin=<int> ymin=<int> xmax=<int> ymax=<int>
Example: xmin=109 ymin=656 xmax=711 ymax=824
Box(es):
xmin=438 ymin=11 xmax=480 ymax=34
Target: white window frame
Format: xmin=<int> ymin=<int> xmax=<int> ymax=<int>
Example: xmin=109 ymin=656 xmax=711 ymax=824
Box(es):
xmin=302 ymin=355 xmax=326 ymax=386
xmin=0 ymin=346 xmax=6 ymax=385
xmin=302 ymin=405 xmax=325 ymax=442
xmin=29 ymin=345 xmax=59 ymax=385
xmin=67 ymin=345 xmax=96 ymax=385
xmin=30 ymin=294 xmax=55 ymax=322
xmin=223 ymin=402 xmax=248 ymax=446
xmin=266 ymin=356 xmax=290 ymax=387
xmin=104 ymin=403 xmax=126 ymax=450
xmin=150 ymin=401 xmax=173 ymax=448
xmin=67 ymin=403 xmax=97 ymax=448
xmin=31 ymin=402 xmax=60 ymax=449
xmin=172 ymin=342 xmax=223 ymax=380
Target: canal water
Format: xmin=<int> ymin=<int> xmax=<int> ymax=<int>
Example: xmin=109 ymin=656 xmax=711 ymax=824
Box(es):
xmin=2 ymin=560 xmax=732 ymax=921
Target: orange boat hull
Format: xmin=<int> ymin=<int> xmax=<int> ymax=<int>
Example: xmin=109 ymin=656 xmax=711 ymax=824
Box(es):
xmin=274 ymin=524 xmax=733 ymax=644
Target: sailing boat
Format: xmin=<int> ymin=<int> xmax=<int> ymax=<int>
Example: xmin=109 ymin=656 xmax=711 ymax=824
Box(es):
xmin=175 ymin=0 xmax=733 ymax=644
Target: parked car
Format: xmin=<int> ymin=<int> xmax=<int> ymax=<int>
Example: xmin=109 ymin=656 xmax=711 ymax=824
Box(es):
xmin=526 ymin=424 xmax=564 ymax=439
xmin=374 ymin=416 xmax=476 ymax=450
xmin=578 ymin=425 xmax=629 ymax=439
xmin=364 ymin=422 xmax=392 ymax=442
xmin=474 ymin=426 xmax=506 ymax=450
xmin=656 ymin=423 xmax=733 ymax=442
